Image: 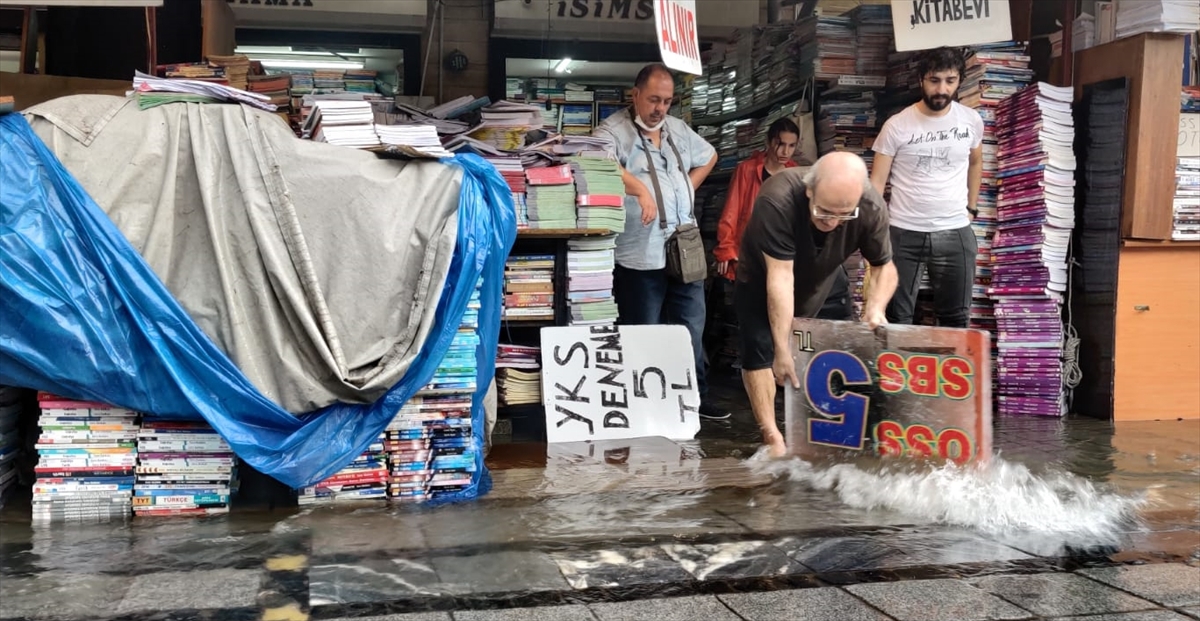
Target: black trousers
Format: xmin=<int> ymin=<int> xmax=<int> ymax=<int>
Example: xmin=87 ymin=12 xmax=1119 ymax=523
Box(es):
xmin=885 ymin=224 xmax=978 ymax=328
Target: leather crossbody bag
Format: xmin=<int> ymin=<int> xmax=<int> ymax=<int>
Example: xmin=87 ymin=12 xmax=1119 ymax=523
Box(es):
xmin=636 ymin=119 xmax=707 ymax=284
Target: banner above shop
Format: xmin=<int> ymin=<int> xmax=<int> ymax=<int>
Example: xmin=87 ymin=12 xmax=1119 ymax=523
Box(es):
xmin=890 ymin=0 xmax=1013 ymax=52
xmin=655 ymin=0 xmax=702 ymax=75
xmin=224 ymin=0 xmax=425 ymax=31
xmin=784 ymin=319 xmax=993 ymax=467
xmin=493 ymin=0 xmax=755 ymax=43
xmin=0 ymin=0 xmax=161 ymax=5
xmin=540 ymin=325 xmax=701 ymax=444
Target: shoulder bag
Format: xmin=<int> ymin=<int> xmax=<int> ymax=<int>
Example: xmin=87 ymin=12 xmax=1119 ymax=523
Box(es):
xmin=636 ymin=120 xmax=707 ymax=284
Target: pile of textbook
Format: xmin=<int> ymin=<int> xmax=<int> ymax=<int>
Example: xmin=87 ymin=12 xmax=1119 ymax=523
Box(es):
xmin=296 ymin=431 xmax=388 ymax=505
xmin=134 ymin=419 xmax=239 ymax=516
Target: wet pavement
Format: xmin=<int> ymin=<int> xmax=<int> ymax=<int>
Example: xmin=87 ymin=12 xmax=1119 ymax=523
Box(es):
xmin=1 ymin=380 xmax=1198 ymax=621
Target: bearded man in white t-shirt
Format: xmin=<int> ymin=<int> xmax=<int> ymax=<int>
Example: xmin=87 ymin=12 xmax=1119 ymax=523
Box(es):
xmin=870 ymin=47 xmax=983 ymax=328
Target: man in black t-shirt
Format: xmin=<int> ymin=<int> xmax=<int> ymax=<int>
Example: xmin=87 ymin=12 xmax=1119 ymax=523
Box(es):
xmin=735 ymin=152 xmax=899 ymax=457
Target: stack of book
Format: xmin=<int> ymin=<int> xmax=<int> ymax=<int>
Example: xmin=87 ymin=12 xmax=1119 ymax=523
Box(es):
xmin=472 ymin=101 xmax=542 ymax=150
xmin=1175 ymin=156 xmax=1200 ymax=241
xmin=297 ymin=432 xmax=388 ymax=505
xmin=248 ymin=73 xmax=293 ymax=126
xmin=570 ymin=155 xmax=626 ymax=233
xmin=813 ymin=16 xmax=857 ymax=79
xmin=289 ymin=70 xmax=314 ymax=95
xmin=313 ymin=69 xmax=347 ymax=94
xmin=525 ymin=164 xmax=577 ymax=229
xmin=388 ymin=277 xmax=482 ymax=503
xmin=207 ymin=54 xmax=250 ymax=91
xmin=343 ymin=69 xmax=377 ymax=94
xmin=1115 ymin=0 xmax=1200 ymax=39
xmin=503 ymin=254 xmax=555 ymax=322
xmin=566 ymin=236 xmax=619 ymax=326
xmin=963 ymin=43 xmax=1034 ymax=340
xmin=307 ymin=100 xmax=381 ymax=149
xmin=375 ymin=124 xmax=453 ymax=158
xmin=816 ymin=84 xmax=882 ymax=168
xmin=134 ymin=420 xmax=238 ymax=516
xmin=989 ymin=82 xmax=1077 ymax=417
xmin=0 ymin=385 xmax=22 ymax=508
xmin=33 ymin=394 xmax=138 ymax=522
xmin=849 ymin=4 xmax=893 ymax=76
xmin=495 ymin=344 xmax=542 ymax=407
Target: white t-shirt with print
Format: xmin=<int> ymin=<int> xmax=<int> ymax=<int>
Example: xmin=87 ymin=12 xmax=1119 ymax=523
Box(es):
xmin=873 ymin=102 xmax=984 ymax=232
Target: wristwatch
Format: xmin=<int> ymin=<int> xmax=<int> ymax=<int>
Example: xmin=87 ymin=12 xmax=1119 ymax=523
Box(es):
xmin=967 ymin=206 xmax=979 ymax=217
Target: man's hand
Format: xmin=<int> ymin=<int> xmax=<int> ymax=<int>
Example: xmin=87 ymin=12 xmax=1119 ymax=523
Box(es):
xmin=772 ymin=354 xmax=800 ymax=388
xmin=863 ymin=307 xmax=888 ymax=330
xmin=637 ymin=193 xmax=657 ymax=226
xmin=715 ymin=260 xmax=734 ymax=278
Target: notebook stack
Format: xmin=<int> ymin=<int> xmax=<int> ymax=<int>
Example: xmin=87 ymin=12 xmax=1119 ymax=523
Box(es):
xmin=963 ymin=43 xmax=1034 ymax=340
xmin=816 ymin=87 xmax=881 ymax=167
xmin=988 ymin=82 xmax=1077 ymax=417
xmin=0 ymin=386 xmax=23 ymax=508
xmin=503 ymin=254 xmax=555 ymax=322
xmin=570 ymin=155 xmax=626 ymax=233
xmin=387 ymin=277 xmax=482 ymax=503
xmin=495 ymin=344 xmax=542 ymax=407
xmin=849 ymin=4 xmax=893 ymax=76
xmin=308 ymin=100 xmax=381 ymax=149
xmin=313 ymin=69 xmax=347 ymax=94
xmin=297 ymin=432 xmax=388 ymax=505
xmin=375 ymin=124 xmax=453 ymax=158
xmin=33 ymin=394 xmax=138 ymax=522
xmin=134 ymin=419 xmax=239 ymax=516
xmin=813 ymin=16 xmax=857 ymax=79
xmin=1174 ymin=156 xmax=1200 ymax=241
xmin=525 ymin=164 xmax=578 ymax=229
xmin=565 ymin=236 xmax=619 ymax=326
xmin=343 ymin=69 xmax=377 ymax=94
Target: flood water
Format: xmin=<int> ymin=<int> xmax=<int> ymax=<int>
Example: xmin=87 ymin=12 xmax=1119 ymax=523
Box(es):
xmin=1 ymin=387 xmax=1198 ymax=617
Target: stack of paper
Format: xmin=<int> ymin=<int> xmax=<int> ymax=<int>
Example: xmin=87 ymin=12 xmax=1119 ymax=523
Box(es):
xmin=132 ymin=70 xmax=275 ymax=112
xmin=566 ymin=236 xmax=619 ymax=326
xmin=33 ymin=394 xmax=138 ymax=522
xmin=1175 ymin=157 xmax=1200 ymax=241
xmin=503 ymin=254 xmax=555 ymax=322
xmin=297 ymin=432 xmax=388 ymax=505
xmin=309 ymin=100 xmax=380 ymax=148
xmin=375 ymin=123 xmax=453 ymax=158
xmin=1115 ymin=0 xmax=1200 ymax=39
xmin=525 ymin=164 xmax=577 ymax=229
xmin=388 ymin=277 xmax=482 ymax=503
xmin=134 ymin=420 xmax=238 ymax=516
xmin=963 ymin=42 xmax=1034 ymax=339
xmin=470 ymin=101 xmax=541 ymax=150
xmin=0 ymin=386 xmax=22 ymax=508
xmin=988 ymin=82 xmax=1077 ymax=417
xmin=570 ymin=155 xmax=626 ymax=233
xmin=496 ymin=345 xmax=542 ymax=407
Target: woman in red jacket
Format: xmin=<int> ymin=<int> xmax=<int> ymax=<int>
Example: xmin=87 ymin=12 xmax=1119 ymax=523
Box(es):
xmin=714 ymin=118 xmax=801 ymax=280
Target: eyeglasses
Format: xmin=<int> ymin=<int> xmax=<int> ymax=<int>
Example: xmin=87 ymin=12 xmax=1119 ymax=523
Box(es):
xmin=811 ymin=204 xmax=860 ymax=221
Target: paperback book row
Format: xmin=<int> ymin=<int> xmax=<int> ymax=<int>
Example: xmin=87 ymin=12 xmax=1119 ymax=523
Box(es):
xmin=988 ymin=82 xmax=1077 ymax=417
xmin=297 ymin=277 xmax=483 ymax=505
xmin=32 ymin=394 xmax=237 ymax=522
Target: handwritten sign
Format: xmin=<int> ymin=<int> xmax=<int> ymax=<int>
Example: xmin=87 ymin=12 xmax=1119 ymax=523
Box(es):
xmin=785 ymin=319 xmax=993 ymax=466
xmin=890 ymin=0 xmax=1013 ymax=53
xmin=540 ymin=325 xmax=700 ymax=443
xmin=654 ymin=0 xmax=702 ymax=76
xmin=1180 ymin=113 xmax=1200 ymax=158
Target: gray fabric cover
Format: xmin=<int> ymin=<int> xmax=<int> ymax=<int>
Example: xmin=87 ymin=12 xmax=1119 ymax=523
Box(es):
xmin=24 ymin=95 xmax=462 ymax=414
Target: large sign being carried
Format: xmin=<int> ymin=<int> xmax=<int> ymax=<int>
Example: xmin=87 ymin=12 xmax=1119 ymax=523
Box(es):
xmin=891 ymin=0 xmax=1013 ymax=53
xmin=785 ymin=319 xmax=993 ymax=466
xmin=540 ymin=325 xmax=701 ymax=444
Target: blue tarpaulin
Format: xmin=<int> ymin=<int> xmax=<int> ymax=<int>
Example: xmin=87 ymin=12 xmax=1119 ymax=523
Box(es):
xmin=0 ymin=111 xmax=516 ymax=496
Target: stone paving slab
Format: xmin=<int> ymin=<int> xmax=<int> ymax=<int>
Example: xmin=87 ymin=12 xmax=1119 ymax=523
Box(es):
xmin=0 ymin=571 xmax=132 ymax=619
xmin=1180 ymin=606 xmax=1200 ymax=620
xmin=588 ymin=594 xmax=742 ymax=621
xmin=845 ymin=578 xmax=1034 ymax=621
xmin=717 ymin=587 xmax=894 ymax=621
xmin=970 ymin=573 xmax=1160 ymax=617
xmin=1042 ymin=612 xmax=1195 ymax=621
xmin=455 ymin=605 xmax=600 ymax=620
xmin=326 ymin=614 xmax=451 ymax=621
xmin=1078 ymin=565 xmax=1200 ymax=607
xmin=115 ymin=568 xmax=263 ymax=613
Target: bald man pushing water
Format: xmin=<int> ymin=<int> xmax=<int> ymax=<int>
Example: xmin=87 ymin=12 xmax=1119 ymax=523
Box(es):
xmin=733 ymin=152 xmax=900 ymax=457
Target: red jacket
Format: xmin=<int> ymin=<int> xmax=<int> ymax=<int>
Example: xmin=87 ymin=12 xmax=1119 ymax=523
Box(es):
xmin=713 ymin=150 xmax=798 ymax=280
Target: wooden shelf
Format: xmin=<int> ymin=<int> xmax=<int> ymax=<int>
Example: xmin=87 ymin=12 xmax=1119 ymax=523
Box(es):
xmin=691 ymin=81 xmax=810 ymax=127
xmin=516 ymin=228 xmax=613 ymax=238
xmin=1122 ymin=240 xmax=1200 ymax=248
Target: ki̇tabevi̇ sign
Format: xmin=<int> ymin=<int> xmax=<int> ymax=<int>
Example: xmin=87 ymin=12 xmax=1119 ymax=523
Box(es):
xmin=890 ymin=0 xmax=1013 ymax=52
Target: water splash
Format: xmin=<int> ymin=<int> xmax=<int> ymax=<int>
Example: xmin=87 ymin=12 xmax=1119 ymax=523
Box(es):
xmin=747 ymin=450 xmax=1147 ymax=536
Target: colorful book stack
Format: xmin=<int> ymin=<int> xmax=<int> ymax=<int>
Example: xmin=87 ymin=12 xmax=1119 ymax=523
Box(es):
xmin=570 ymin=155 xmax=626 ymax=233
xmin=816 ymin=86 xmax=882 ymax=168
xmin=989 ymin=82 xmax=1077 ymax=417
xmin=844 ymin=252 xmax=867 ymax=321
xmin=813 ymin=16 xmax=857 ymax=80
xmin=297 ymin=432 xmax=387 ymax=505
xmin=525 ymin=164 xmax=577 ymax=229
xmin=1174 ymin=156 xmax=1200 ymax=241
xmin=484 ymin=155 xmax=528 ymax=228
xmin=849 ymin=4 xmax=892 ymax=76
xmin=495 ymin=344 xmax=542 ymax=407
xmin=503 ymin=254 xmax=555 ymax=322
xmin=565 ymin=236 xmax=619 ymax=326
xmin=387 ymin=278 xmax=482 ymax=503
xmin=33 ymin=394 xmax=138 ymax=522
xmin=343 ymin=69 xmax=378 ymax=94
xmin=0 ymin=385 xmax=22 ymax=508
xmin=313 ymin=69 xmax=347 ymax=94
xmin=962 ymin=43 xmax=1034 ymax=343
xmin=134 ymin=419 xmax=239 ymax=516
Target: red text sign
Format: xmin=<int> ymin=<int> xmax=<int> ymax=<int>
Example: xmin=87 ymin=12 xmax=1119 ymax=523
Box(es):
xmin=653 ymin=0 xmax=701 ymax=75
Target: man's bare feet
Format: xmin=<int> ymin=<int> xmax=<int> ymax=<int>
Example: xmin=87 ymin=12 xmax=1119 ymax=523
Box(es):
xmin=763 ymin=430 xmax=788 ymax=459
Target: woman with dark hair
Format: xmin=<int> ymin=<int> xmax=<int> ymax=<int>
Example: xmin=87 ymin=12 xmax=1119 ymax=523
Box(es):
xmin=713 ymin=117 xmax=801 ymax=280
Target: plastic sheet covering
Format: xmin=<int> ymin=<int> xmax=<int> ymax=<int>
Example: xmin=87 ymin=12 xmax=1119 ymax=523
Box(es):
xmin=0 ymin=111 xmax=516 ymax=493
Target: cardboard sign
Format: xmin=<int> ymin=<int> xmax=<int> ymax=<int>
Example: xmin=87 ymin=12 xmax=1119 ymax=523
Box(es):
xmin=654 ymin=0 xmax=703 ymax=76
xmin=784 ymin=319 xmax=993 ymax=466
xmin=540 ymin=325 xmax=701 ymax=443
xmin=1180 ymin=113 xmax=1200 ymax=158
xmin=891 ymin=0 xmax=1013 ymax=53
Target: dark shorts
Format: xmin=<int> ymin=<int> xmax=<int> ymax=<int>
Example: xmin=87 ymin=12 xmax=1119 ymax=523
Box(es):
xmin=734 ymin=267 xmax=853 ymax=372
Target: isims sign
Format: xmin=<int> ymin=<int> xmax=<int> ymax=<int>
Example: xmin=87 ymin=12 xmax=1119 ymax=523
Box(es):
xmin=785 ymin=319 xmax=993 ymax=466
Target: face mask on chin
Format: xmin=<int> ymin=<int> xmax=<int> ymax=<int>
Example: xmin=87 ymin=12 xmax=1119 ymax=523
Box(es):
xmin=634 ymin=114 xmax=665 ymax=132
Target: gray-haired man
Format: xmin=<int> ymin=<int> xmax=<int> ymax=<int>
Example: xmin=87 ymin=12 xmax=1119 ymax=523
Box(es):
xmin=734 ymin=151 xmax=899 ymax=456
